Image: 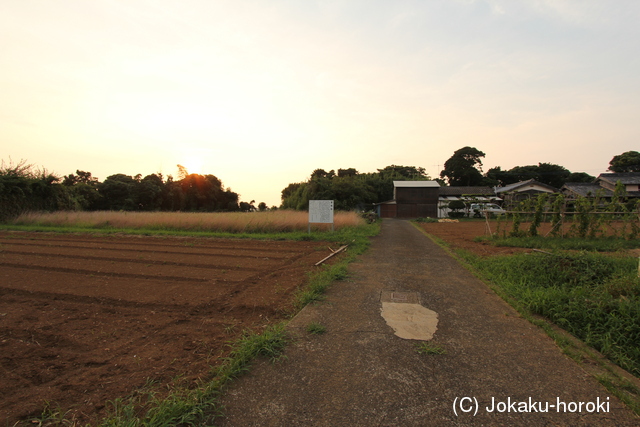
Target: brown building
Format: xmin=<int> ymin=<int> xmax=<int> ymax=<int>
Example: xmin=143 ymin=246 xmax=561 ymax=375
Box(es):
xmin=376 ymin=181 xmax=440 ymax=218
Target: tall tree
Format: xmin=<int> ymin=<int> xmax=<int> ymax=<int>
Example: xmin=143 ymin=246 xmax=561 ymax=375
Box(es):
xmin=98 ymin=174 xmax=138 ymax=210
xmin=377 ymin=165 xmax=429 ymax=180
xmin=566 ymin=172 xmax=595 ymax=183
xmin=608 ymin=151 xmax=640 ymax=173
xmin=440 ymin=146 xmax=486 ymax=186
xmin=280 ymin=165 xmax=430 ymax=210
xmin=506 ymin=163 xmax=570 ymax=188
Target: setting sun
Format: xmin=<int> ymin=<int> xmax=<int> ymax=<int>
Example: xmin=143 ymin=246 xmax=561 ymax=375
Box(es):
xmin=181 ymin=156 xmax=203 ymax=176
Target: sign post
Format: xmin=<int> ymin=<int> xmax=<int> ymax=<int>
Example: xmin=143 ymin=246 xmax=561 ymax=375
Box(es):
xmin=308 ymin=200 xmax=334 ymax=233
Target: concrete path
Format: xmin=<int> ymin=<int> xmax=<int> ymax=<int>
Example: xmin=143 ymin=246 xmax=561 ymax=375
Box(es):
xmin=218 ymin=219 xmax=638 ymax=426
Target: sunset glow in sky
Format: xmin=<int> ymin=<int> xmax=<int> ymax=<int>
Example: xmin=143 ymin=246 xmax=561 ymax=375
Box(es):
xmin=2 ymin=1 xmax=639 ymax=206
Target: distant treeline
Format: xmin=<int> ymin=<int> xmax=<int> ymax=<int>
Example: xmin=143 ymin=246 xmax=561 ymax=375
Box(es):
xmin=281 ymin=165 xmax=431 ymax=211
xmin=0 ymin=160 xmax=258 ymax=222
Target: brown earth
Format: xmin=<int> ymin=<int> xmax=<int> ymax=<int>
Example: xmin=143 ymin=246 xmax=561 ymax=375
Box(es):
xmin=417 ymin=219 xmax=638 ymax=257
xmin=417 ymin=220 xmax=529 ymax=256
xmin=0 ymin=231 xmax=339 ymax=425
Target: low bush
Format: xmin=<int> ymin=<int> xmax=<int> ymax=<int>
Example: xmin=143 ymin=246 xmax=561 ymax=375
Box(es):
xmin=464 ymin=251 xmax=640 ymax=376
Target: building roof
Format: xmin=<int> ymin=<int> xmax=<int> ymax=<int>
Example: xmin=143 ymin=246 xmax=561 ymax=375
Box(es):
xmin=495 ymin=179 xmax=557 ymax=194
xmin=561 ymin=183 xmax=614 ymax=198
xmin=439 ymin=186 xmax=494 ymax=196
xmin=393 ymin=180 xmax=440 ymax=188
xmin=597 ymin=172 xmax=640 ymax=185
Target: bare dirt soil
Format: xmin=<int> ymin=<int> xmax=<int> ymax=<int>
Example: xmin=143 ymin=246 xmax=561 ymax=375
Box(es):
xmin=417 ymin=219 xmax=637 ymax=257
xmin=0 ymin=231 xmax=336 ymax=425
xmin=417 ymin=220 xmax=530 ymax=256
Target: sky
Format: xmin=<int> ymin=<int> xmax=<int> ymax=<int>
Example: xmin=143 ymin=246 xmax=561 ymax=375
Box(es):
xmin=2 ymin=0 xmax=639 ymax=207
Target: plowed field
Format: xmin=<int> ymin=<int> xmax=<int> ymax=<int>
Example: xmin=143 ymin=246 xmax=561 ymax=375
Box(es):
xmin=417 ymin=220 xmax=528 ymax=256
xmin=0 ymin=231 xmax=333 ymax=425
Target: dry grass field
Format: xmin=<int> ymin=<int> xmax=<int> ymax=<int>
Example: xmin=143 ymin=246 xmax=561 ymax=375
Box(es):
xmin=11 ymin=210 xmax=364 ymax=233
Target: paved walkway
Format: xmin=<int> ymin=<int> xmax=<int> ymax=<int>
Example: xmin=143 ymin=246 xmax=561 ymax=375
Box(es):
xmin=218 ymin=219 xmax=638 ymax=426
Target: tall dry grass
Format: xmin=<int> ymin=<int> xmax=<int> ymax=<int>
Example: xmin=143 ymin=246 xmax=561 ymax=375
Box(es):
xmin=11 ymin=210 xmax=364 ymax=233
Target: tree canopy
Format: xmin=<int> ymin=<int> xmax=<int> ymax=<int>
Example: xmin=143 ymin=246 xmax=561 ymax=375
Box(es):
xmin=440 ymin=146 xmax=486 ymax=186
xmin=0 ymin=160 xmax=259 ymax=220
xmin=281 ymin=165 xmax=431 ymax=211
xmin=609 ymin=151 xmax=640 ymax=173
xmin=484 ymin=163 xmax=576 ymax=189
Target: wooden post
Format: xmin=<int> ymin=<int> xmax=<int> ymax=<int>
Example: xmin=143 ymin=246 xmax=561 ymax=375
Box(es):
xmin=484 ymin=212 xmax=492 ymax=236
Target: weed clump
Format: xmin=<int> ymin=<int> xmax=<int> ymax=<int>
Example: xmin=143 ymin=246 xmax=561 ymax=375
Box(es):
xmin=466 ymin=251 xmax=640 ymax=376
xmin=306 ymin=322 xmax=326 ymax=334
xmin=415 ymin=342 xmax=446 ymax=355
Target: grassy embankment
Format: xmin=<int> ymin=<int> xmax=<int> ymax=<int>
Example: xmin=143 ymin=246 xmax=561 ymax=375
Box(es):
xmin=456 ymin=233 xmax=640 ymax=414
xmin=7 ymin=210 xmax=379 ymax=426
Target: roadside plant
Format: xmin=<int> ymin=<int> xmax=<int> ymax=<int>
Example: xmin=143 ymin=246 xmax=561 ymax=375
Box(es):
xmin=549 ymin=194 xmax=565 ymax=237
xmin=571 ymin=196 xmax=593 ymax=238
xmin=415 ymin=342 xmax=446 ymax=355
xmin=628 ymin=200 xmax=640 ymax=240
xmin=528 ymin=193 xmax=548 ymax=237
xmin=448 ymin=200 xmax=466 ymax=218
xmin=509 ymin=201 xmax=525 ymax=237
xmin=306 ymin=322 xmax=326 ymax=335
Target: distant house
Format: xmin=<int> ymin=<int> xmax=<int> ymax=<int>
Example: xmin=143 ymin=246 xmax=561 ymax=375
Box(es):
xmin=438 ymin=186 xmax=498 ymax=218
xmin=376 ymin=181 xmax=440 ymax=218
xmin=561 ymin=172 xmax=640 ymax=203
xmin=596 ymin=173 xmax=640 ymax=197
xmin=560 ymin=182 xmax=613 ymax=201
xmin=494 ymin=179 xmax=557 ymax=208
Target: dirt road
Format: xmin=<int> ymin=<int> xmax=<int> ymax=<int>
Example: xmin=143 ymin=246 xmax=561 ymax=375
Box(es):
xmin=218 ymin=219 xmax=638 ymax=426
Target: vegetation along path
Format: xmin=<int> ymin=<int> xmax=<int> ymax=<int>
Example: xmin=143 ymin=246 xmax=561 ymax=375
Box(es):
xmin=218 ymin=219 xmax=638 ymax=426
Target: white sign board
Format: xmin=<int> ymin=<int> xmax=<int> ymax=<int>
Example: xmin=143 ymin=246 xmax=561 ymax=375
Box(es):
xmin=309 ymin=200 xmax=334 ymax=224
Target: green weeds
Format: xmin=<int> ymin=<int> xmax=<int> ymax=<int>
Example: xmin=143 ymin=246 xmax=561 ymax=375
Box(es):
xmin=306 ymin=322 xmax=326 ymax=334
xmin=462 ymin=250 xmax=640 ymax=376
xmin=29 ymin=401 xmax=77 ymax=426
xmin=415 ymin=342 xmax=446 ymax=355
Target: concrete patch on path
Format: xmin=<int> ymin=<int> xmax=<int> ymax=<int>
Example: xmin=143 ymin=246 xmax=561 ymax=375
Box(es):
xmin=380 ymin=290 xmax=438 ymax=340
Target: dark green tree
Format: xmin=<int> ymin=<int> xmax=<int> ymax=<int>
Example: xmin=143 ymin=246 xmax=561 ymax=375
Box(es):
xmin=608 ymin=151 xmax=640 ymax=173
xmin=98 ymin=174 xmax=138 ymax=210
xmin=485 ymin=163 xmax=577 ymax=188
xmin=281 ymin=182 xmax=309 ymax=210
xmin=440 ymin=146 xmax=486 ymax=186
xmin=280 ymin=165 xmax=431 ymax=210
xmin=377 ymin=165 xmax=429 ymax=180
xmin=337 ymin=168 xmax=358 ymax=178
xmin=137 ymin=173 xmax=165 ymax=211
xmin=566 ymin=172 xmax=595 ymax=183
xmin=484 ymin=166 xmax=511 ymax=187
xmin=61 ymin=170 xmax=101 ymax=210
